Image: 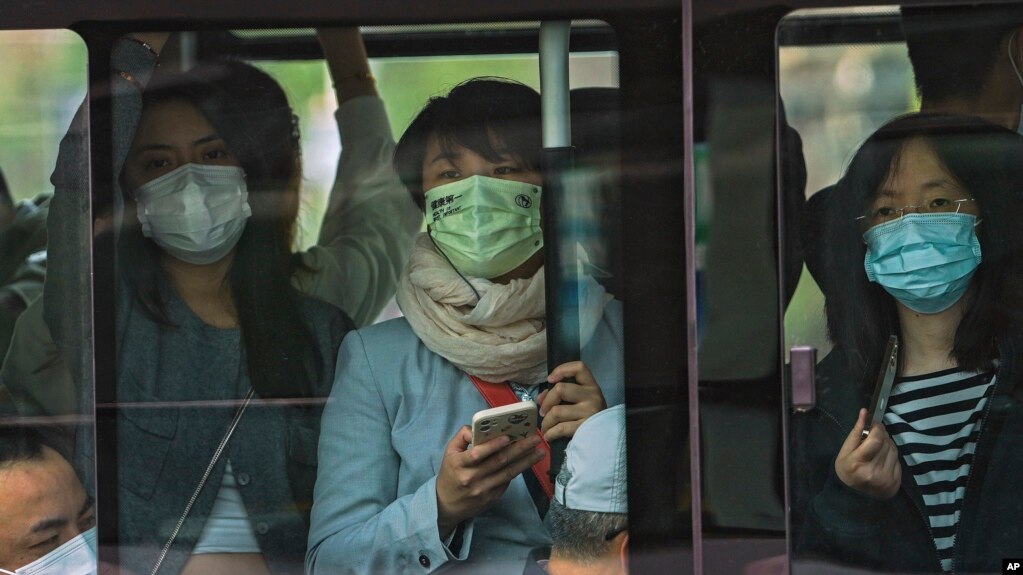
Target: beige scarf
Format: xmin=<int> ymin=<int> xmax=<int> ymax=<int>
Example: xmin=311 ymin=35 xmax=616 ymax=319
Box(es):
xmin=396 ymin=234 xmax=612 ymax=385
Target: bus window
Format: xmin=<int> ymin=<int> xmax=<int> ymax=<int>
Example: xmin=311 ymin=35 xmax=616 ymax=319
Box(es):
xmin=780 ymin=6 xmax=914 ymax=359
xmin=0 ymin=30 xmax=86 ymax=397
xmin=690 ymin=8 xmax=793 ymax=572
xmin=9 ymin=23 xmax=637 ymax=574
xmin=782 ymin=5 xmax=1023 ymax=573
xmin=0 ymin=28 xmax=91 ymax=575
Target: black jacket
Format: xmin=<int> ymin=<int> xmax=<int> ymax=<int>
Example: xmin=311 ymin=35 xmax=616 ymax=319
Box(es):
xmin=791 ymin=337 xmax=1023 ymax=574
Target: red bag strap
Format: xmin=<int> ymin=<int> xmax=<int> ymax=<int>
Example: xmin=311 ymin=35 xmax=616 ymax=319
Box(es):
xmin=468 ymin=374 xmax=553 ymax=500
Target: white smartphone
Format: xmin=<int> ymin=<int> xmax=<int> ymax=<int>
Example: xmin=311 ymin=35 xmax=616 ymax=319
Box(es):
xmin=471 ymin=401 xmax=538 ymax=446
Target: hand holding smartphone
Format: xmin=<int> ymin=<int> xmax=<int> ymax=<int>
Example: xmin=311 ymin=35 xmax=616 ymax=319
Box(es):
xmin=471 ymin=401 xmax=538 ymax=446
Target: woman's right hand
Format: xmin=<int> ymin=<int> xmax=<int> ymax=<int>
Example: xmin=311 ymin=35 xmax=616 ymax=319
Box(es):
xmin=436 ymin=426 xmax=545 ymax=537
xmin=834 ymin=408 xmax=902 ymax=499
xmin=315 ymin=28 xmax=377 ymax=103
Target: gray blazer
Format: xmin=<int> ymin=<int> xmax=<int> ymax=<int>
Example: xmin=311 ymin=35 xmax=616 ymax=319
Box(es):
xmin=307 ymin=301 xmax=624 ymax=574
xmin=117 ymin=289 xmax=351 ymax=575
xmin=31 ymin=37 xmax=354 ymax=575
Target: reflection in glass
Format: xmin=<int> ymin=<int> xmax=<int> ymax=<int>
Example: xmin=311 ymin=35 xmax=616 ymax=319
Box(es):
xmin=790 ymin=113 xmax=1023 ymax=575
xmin=0 ymin=30 xmax=91 ymax=575
xmin=308 ymin=75 xmax=625 ymax=575
xmin=784 ymin=7 xmax=1023 ymax=572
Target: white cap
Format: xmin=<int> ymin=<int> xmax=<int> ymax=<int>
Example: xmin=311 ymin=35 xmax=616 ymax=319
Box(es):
xmin=553 ymin=404 xmax=627 ymax=514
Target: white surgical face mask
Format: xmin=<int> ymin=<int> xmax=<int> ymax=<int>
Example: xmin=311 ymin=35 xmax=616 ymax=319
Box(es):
xmin=0 ymin=527 xmax=98 ymax=575
xmin=134 ymin=163 xmax=251 ymax=265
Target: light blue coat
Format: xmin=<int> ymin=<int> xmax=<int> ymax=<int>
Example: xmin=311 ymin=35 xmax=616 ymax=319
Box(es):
xmin=307 ymin=301 xmax=624 ymax=574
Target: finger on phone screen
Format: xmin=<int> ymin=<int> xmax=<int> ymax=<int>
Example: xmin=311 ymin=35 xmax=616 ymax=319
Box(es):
xmin=480 ymin=443 xmax=546 ymax=491
xmin=464 ymin=433 xmax=511 ymax=465
xmin=475 ymin=435 xmax=541 ymax=476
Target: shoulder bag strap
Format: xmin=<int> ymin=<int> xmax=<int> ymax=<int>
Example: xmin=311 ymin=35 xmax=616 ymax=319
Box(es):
xmin=467 ymin=374 xmax=553 ymax=500
xmin=150 ymin=387 xmax=256 ymax=575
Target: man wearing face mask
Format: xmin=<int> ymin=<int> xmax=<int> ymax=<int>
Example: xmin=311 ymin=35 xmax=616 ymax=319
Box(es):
xmin=0 ymin=424 xmax=96 ymax=575
xmin=801 ymin=5 xmax=1023 ymax=292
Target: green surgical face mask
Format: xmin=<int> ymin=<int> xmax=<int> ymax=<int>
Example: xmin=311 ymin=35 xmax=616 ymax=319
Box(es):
xmin=425 ymin=175 xmax=543 ymax=279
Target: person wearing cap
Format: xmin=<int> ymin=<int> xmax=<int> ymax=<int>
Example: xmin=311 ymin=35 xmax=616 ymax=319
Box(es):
xmin=523 ymin=404 xmax=628 ymax=575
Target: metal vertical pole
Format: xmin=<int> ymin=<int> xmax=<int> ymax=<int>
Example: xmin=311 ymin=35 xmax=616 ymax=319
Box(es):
xmin=539 ymin=21 xmax=578 ymax=484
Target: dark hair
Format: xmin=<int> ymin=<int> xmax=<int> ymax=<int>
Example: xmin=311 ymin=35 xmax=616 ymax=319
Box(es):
xmin=394 ymin=77 xmax=541 ymax=210
xmin=547 ymin=501 xmax=627 ymax=563
xmin=820 ymin=113 xmax=1023 ymax=387
xmin=902 ymin=7 xmax=1022 ymax=104
xmin=0 ymin=423 xmax=70 ymax=469
xmin=119 ymin=60 xmax=322 ymax=399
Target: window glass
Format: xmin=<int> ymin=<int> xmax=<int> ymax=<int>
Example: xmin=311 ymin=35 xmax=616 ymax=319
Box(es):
xmin=0 ymin=29 xmax=92 ymax=575
xmin=0 ymin=30 xmax=86 ymax=356
xmin=254 ymin=47 xmax=619 ymax=322
xmin=256 ymin=53 xmax=618 ymax=250
xmin=781 ymin=6 xmax=1023 ymax=573
xmin=24 ymin=24 xmax=627 ymax=574
xmin=780 ymin=7 xmax=915 ymax=358
xmin=693 ymin=60 xmax=787 ymax=574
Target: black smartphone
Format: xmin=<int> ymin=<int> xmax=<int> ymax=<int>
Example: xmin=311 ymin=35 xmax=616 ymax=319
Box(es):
xmin=862 ymin=335 xmax=899 ymax=438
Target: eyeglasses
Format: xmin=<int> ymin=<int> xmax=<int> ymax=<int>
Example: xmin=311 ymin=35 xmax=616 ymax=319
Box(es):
xmin=856 ymin=197 xmax=976 ymax=227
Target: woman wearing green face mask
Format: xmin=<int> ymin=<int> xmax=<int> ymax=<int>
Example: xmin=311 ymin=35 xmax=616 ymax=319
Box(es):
xmin=791 ymin=113 xmax=1023 ymax=573
xmin=307 ymin=78 xmax=625 ymax=574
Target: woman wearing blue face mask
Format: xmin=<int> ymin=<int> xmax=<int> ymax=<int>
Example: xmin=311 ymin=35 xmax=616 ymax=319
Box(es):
xmin=306 ymin=78 xmax=625 ymax=574
xmin=791 ymin=113 xmax=1023 ymax=573
xmin=7 ymin=30 xmax=420 ymax=575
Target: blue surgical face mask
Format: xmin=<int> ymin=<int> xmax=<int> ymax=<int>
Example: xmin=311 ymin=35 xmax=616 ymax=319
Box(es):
xmin=863 ymin=212 xmax=982 ymax=314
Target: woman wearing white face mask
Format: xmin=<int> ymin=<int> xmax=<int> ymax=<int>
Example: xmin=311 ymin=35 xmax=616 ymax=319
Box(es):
xmin=9 ymin=29 xmax=420 ymax=575
xmin=0 ymin=29 xmax=420 ymax=416
xmin=791 ymin=114 xmax=1023 ymax=573
xmin=114 ymin=53 xmax=344 ymax=575
xmin=306 ymin=78 xmax=625 ymax=574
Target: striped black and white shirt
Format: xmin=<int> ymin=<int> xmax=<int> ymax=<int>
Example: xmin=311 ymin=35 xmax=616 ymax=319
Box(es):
xmin=883 ymin=368 xmax=995 ymax=574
